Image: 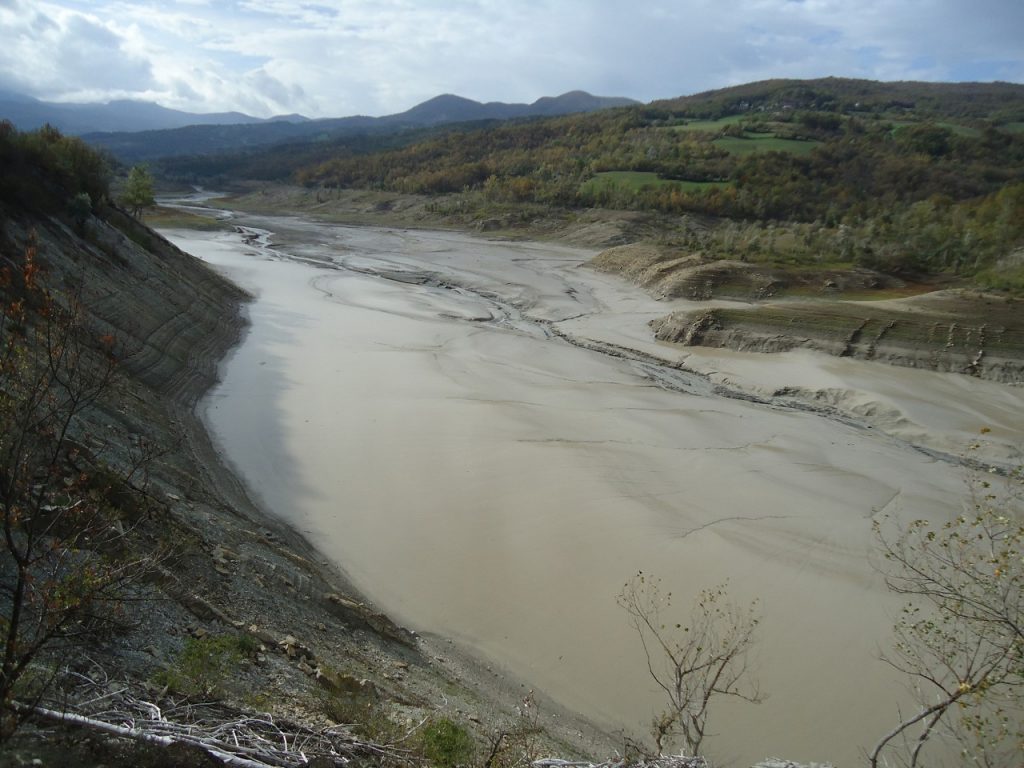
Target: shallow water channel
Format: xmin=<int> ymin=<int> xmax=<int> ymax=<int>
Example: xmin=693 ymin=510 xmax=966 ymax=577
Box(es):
xmin=166 ymin=216 xmax=1023 ymax=767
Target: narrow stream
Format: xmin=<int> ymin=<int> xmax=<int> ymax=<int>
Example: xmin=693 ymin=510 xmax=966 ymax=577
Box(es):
xmin=164 ymin=215 xmax=1023 ymax=767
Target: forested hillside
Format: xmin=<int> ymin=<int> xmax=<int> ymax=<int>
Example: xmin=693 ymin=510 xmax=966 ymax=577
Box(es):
xmin=287 ymin=80 xmax=1023 ymax=283
xmin=651 ymin=78 xmax=1024 ymax=119
xmin=0 ymin=121 xmax=111 ymax=215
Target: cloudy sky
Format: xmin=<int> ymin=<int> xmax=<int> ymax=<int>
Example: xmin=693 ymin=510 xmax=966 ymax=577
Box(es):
xmin=1 ymin=0 xmax=1022 ymax=118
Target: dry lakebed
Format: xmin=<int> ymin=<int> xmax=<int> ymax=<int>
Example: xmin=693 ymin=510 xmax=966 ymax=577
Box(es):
xmin=160 ymin=208 xmax=1024 ymax=768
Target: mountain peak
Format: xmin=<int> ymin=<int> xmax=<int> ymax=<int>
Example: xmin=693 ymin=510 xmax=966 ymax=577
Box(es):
xmin=395 ymin=90 xmax=638 ymax=125
xmin=395 ymin=94 xmax=495 ymax=125
xmin=530 ymin=90 xmax=639 ymax=115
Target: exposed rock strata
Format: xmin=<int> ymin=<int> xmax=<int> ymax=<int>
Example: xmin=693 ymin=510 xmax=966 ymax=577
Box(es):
xmin=589 ymin=243 xmax=900 ymax=301
xmin=650 ymin=301 xmax=1024 ymax=384
xmin=586 ymin=243 xmax=1023 ymax=383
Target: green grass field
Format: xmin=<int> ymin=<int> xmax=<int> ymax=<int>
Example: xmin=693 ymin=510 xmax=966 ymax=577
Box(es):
xmin=670 ymin=114 xmax=746 ymax=132
xmin=671 ymin=179 xmax=733 ymax=192
xmin=713 ymin=135 xmax=822 ymax=156
xmin=889 ymin=120 xmax=983 ymax=139
xmin=580 ymin=171 xmax=671 ymax=193
xmin=580 ymin=171 xmax=732 ymax=195
xmin=937 ymin=122 xmax=982 ymax=138
xmin=144 ymin=206 xmax=231 ymax=231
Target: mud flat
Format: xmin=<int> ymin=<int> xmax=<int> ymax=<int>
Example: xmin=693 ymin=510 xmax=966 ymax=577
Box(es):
xmin=166 ymin=216 xmax=1023 ymax=768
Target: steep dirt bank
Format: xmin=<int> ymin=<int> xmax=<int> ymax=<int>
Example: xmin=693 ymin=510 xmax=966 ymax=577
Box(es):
xmin=583 ymin=244 xmax=1023 ymax=383
xmin=0 ymin=204 xmax=610 ymax=764
xmin=588 ymin=242 xmax=907 ymax=300
xmin=650 ymin=294 xmax=1024 ymax=384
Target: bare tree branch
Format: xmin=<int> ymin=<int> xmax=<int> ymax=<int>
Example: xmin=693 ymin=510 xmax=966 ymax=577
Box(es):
xmin=870 ymin=463 xmax=1023 ymax=768
xmin=0 ymin=239 xmax=161 ymax=739
xmin=617 ymin=573 xmax=762 ymax=758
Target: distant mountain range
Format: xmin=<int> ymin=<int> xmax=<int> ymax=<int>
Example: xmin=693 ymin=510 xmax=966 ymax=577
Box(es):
xmin=0 ymin=90 xmax=310 ymax=134
xmin=0 ymin=90 xmax=638 ymax=162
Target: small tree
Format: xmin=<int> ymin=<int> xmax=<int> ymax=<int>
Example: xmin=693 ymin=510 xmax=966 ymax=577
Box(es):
xmin=617 ymin=573 xmax=762 ymax=757
xmin=870 ymin=466 xmax=1023 ymax=768
xmin=121 ymin=165 xmax=154 ymax=218
xmin=66 ymin=192 xmax=92 ymax=229
xmin=0 ymin=237 xmax=154 ymax=739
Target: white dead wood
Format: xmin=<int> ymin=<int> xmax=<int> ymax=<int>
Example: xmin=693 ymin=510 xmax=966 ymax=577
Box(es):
xmin=15 ymin=666 xmax=416 ymax=768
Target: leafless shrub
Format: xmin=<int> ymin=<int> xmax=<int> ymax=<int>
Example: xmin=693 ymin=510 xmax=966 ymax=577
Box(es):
xmin=617 ymin=573 xmax=762 ymax=758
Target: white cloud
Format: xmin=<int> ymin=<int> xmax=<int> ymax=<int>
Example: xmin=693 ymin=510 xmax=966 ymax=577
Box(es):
xmin=0 ymin=0 xmax=1021 ymax=118
xmin=0 ymin=2 xmax=155 ymax=98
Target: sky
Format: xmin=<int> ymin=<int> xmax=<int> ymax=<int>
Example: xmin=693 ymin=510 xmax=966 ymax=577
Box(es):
xmin=1 ymin=0 xmax=1022 ymax=119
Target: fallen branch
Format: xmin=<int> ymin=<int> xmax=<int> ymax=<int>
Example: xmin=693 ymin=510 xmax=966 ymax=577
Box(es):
xmin=12 ymin=665 xmax=416 ymax=768
xmin=18 ymin=703 xmax=319 ymax=768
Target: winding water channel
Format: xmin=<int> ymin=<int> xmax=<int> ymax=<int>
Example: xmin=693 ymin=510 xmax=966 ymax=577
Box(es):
xmin=164 ymin=212 xmax=1023 ymax=767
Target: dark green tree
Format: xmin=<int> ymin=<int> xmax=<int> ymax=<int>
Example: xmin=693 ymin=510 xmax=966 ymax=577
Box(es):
xmin=121 ymin=165 xmax=155 ymax=218
xmin=66 ymin=192 xmax=92 ymax=233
